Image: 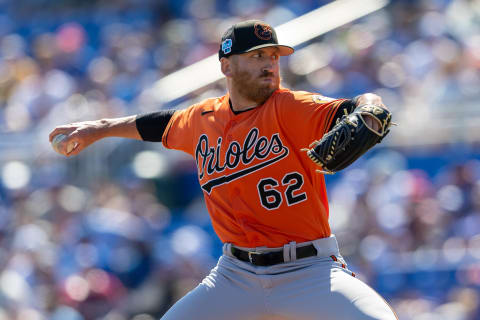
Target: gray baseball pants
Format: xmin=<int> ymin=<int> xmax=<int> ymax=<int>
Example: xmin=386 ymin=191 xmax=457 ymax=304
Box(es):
xmin=160 ymin=235 xmax=397 ymax=320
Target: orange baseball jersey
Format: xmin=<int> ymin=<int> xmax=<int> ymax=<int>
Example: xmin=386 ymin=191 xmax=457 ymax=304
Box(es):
xmin=162 ymin=88 xmax=346 ymax=248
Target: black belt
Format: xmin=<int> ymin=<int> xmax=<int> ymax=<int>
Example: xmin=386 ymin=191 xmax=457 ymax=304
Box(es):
xmin=231 ymin=244 xmax=317 ymax=266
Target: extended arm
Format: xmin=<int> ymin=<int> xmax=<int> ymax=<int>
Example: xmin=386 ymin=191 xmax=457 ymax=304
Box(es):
xmin=49 ymin=110 xmax=175 ymax=156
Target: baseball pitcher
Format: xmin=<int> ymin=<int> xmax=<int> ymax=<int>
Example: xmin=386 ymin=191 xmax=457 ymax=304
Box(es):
xmin=50 ymin=20 xmax=397 ymax=320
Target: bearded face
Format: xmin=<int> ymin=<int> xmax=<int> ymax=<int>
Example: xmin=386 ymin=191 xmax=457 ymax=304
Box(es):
xmin=229 ymin=51 xmax=281 ymax=105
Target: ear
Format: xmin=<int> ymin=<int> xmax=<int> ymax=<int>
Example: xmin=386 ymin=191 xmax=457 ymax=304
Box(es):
xmin=220 ymin=57 xmax=233 ymax=77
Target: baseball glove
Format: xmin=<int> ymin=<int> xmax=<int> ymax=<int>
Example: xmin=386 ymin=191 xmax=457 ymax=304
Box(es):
xmin=303 ymin=104 xmax=393 ymax=174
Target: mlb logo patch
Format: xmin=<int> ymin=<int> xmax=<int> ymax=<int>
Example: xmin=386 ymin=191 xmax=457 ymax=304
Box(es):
xmin=222 ymin=39 xmax=233 ymax=54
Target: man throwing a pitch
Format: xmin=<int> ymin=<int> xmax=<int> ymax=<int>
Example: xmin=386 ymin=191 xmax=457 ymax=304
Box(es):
xmin=50 ymin=20 xmax=397 ymax=320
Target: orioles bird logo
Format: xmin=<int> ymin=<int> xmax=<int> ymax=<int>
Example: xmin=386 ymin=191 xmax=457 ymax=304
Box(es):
xmin=254 ymin=23 xmax=272 ymax=40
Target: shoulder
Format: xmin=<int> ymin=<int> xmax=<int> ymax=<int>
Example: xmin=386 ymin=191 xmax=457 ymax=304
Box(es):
xmin=196 ymin=95 xmax=226 ymax=109
xmin=273 ymin=88 xmax=327 ymax=107
xmin=276 ymin=88 xmax=342 ymax=105
xmin=178 ymin=95 xmax=226 ymax=116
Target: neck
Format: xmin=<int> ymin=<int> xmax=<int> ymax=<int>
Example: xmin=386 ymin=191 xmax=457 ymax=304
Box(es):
xmin=228 ymin=89 xmax=259 ymax=112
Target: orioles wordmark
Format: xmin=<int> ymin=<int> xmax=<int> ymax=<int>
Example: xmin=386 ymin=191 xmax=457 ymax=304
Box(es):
xmin=195 ymin=127 xmax=289 ymax=193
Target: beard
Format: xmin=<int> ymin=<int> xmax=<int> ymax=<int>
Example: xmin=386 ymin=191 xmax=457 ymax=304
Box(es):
xmin=231 ymin=68 xmax=280 ymax=105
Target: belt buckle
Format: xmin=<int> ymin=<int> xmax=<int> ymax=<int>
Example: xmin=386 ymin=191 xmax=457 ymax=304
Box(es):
xmin=248 ymin=251 xmax=261 ymax=264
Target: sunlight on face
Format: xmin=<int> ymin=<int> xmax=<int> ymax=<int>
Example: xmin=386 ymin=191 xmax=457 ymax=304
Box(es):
xmin=229 ymin=47 xmax=281 ymax=104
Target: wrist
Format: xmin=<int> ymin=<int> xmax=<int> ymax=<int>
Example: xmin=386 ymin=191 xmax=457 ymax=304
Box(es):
xmin=96 ymin=118 xmax=114 ymax=139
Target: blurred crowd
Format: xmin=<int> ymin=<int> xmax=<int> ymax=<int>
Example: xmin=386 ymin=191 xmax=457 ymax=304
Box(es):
xmin=0 ymin=0 xmax=480 ymax=319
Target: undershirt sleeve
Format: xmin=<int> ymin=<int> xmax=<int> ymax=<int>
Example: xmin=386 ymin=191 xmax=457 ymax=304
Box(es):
xmin=326 ymin=99 xmax=356 ymax=132
xmin=135 ymin=110 xmax=176 ymax=142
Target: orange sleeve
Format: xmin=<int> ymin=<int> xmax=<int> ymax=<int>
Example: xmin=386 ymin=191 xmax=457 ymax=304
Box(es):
xmin=161 ymin=104 xmax=198 ymax=156
xmin=276 ymin=91 xmax=346 ymax=144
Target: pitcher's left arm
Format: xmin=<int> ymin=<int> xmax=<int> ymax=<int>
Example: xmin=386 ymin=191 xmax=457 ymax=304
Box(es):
xmin=303 ymin=93 xmax=393 ymax=174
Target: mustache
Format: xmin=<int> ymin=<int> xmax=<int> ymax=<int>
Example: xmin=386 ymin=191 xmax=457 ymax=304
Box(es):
xmin=260 ymin=70 xmax=275 ymax=78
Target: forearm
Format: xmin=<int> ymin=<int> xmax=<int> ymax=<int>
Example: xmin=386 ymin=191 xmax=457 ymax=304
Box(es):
xmin=97 ymin=115 xmax=143 ymax=140
xmin=49 ymin=115 xmax=143 ymax=156
xmin=89 ymin=109 xmax=176 ymax=142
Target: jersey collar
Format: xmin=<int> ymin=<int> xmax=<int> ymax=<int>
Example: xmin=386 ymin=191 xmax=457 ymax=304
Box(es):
xmin=225 ymin=89 xmax=282 ymax=116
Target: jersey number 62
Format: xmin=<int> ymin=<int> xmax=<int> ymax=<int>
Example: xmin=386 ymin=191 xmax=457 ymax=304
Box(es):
xmin=257 ymin=172 xmax=307 ymax=210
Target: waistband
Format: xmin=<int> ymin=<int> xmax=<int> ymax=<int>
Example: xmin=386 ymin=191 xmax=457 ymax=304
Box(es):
xmin=222 ymin=234 xmax=340 ymax=264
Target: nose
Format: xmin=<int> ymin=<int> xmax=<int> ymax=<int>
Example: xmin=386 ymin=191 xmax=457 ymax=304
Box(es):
xmin=263 ymin=55 xmax=278 ymax=72
xmin=262 ymin=62 xmax=274 ymax=74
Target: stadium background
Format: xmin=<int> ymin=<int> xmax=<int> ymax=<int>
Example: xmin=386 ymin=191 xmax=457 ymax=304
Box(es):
xmin=0 ymin=0 xmax=480 ymax=319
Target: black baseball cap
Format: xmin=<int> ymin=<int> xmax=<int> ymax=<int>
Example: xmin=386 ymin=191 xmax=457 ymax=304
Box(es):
xmin=218 ymin=20 xmax=294 ymax=60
